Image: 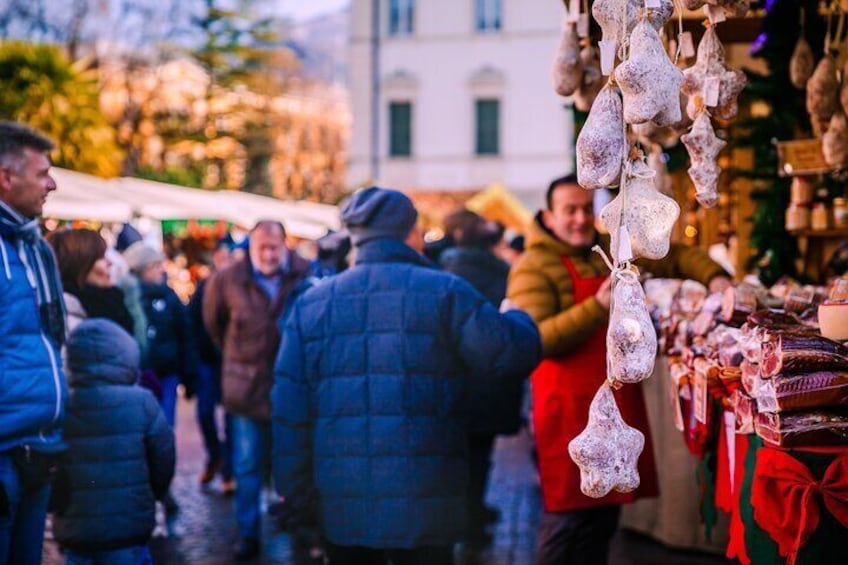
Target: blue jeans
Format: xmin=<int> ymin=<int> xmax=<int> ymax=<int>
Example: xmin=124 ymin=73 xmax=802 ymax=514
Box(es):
xmin=231 ymin=415 xmax=271 ymax=540
xmin=0 ymin=453 xmax=51 ymax=564
xmin=65 ymin=544 xmax=152 ymax=565
xmin=195 ymin=363 xmax=233 ymax=478
xmin=159 ymin=374 xmax=179 ymax=428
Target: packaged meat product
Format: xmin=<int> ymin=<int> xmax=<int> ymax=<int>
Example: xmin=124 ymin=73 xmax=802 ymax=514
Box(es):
xmin=746 ymin=309 xmax=802 ymax=328
xmin=789 ymin=36 xmax=814 ymax=90
xmin=568 ymin=382 xmax=645 ymax=498
xmin=607 ymin=267 xmax=657 ymax=384
xmin=677 ymin=280 xmax=708 ymax=314
xmin=681 ymin=26 xmax=746 ymax=122
xmin=740 ymin=324 xmax=764 ymax=364
xmin=574 ymin=45 xmax=604 ymax=112
xmin=692 ymin=292 xmax=724 ymax=336
xmin=644 ymin=278 xmax=682 ymax=321
xmin=576 ymin=85 xmax=625 ymax=189
xmin=552 ymin=20 xmax=583 ymax=97
xmin=741 ymin=360 xmax=761 ymax=396
xmin=757 ymin=371 xmax=848 ymax=414
xmin=614 ymin=19 xmax=684 ymax=126
xmin=822 ymin=112 xmax=848 ymax=168
xmin=806 ymin=55 xmax=838 ymax=137
xmin=731 ymin=389 xmax=756 ymax=434
xmin=592 ymin=0 xmax=673 ymax=52
xmin=599 ymin=159 xmax=680 ymax=261
xmin=760 ymin=333 xmax=848 ymax=377
xmin=720 ymin=283 xmax=759 ymax=326
xmin=681 ymin=111 xmax=726 ymax=208
xmin=716 ymin=327 xmax=744 ymax=367
xmin=755 ymin=409 xmax=848 ymax=447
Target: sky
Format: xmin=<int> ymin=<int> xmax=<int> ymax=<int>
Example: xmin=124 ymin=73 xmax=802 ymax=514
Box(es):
xmin=268 ymin=0 xmax=351 ymax=22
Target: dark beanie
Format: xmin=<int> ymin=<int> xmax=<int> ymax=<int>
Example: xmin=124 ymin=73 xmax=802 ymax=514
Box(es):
xmin=341 ymin=186 xmax=418 ymax=246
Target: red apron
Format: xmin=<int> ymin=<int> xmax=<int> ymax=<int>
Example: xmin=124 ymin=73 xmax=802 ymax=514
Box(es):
xmin=531 ymin=256 xmax=659 ymax=512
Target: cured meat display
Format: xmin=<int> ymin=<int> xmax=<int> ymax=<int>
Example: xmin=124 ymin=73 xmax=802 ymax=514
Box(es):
xmin=592 ymin=0 xmax=673 ymax=50
xmin=822 ymin=112 xmax=848 ymax=168
xmin=760 ymin=333 xmax=848 ymax=377
xmin=681 ymin=26 xmax=746 ymax=121
xmin=568 ymin=383 xmax=645 ymax=498
xmin=806 ymin=55 xmax=839 ymax=137
xmin=607 ymin=268 xmax=657 ymax=384
xmin=789 ymin=36 xmax=815 ymax=90
xmin=574 ymin=45 xmax=604 ymax=112
xmin=576 ymin=85 xmax=625 ymax=189
xmin=652 ymin=276 xmax=848 ymax=448
xmin=615 ymin=20 xmax=684 ymax=126
xmin=552 ymin=20 xmax=582 ymax=97
xmin=757 ymin=371 xmax=848 ymax=413
xmin=755 ymin=410 xmax=848 ymax=447
xmin=681 ymin=111 xmax=726 ymax=208
xmin=599 ymin=158 xmax=680 ymax=261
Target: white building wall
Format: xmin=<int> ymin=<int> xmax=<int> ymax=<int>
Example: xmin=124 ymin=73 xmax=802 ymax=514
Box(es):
xmin=349 ymin=0 xmax=574 ymax=209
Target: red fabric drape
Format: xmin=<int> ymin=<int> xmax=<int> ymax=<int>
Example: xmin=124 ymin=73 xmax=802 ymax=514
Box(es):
xmin=751 ymin=449 xmax=848 ymax=564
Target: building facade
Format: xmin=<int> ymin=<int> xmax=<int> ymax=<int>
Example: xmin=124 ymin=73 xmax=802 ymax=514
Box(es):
xmin=348 ymin=0 xmax=575 ymax=209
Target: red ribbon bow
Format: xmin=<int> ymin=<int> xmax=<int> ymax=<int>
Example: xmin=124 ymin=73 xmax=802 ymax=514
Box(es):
xmin=751 ymin=449 xmax=848 ymax=564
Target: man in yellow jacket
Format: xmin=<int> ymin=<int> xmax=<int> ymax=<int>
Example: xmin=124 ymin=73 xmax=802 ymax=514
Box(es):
xmin=507 ymin=175 xmax=730 ymax=565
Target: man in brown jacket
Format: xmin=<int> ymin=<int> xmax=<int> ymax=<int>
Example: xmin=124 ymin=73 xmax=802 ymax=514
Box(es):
xmin=507 ymin=176 xmax=730 ymax=565
xmin=203 ymin=220 xmax=313 ymax=561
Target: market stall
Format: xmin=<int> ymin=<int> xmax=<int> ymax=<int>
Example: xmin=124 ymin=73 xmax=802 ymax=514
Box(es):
xmin=45 ymin=168 xmax=340 ymax=241
xmin=551 ymin=0 xmax=848 ymax=561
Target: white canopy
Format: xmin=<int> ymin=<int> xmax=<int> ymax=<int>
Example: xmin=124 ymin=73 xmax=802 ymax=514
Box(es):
xmin=45 ymin=168 xmax=340 ymax=240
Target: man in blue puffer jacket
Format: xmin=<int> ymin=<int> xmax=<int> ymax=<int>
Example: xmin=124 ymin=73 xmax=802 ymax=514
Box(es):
xmin=0 ymin=121 xmax=67 ymax=565
xmin=52 ymin=319 xmax=175 ymax=564
xmin=272 ymin=187 xmax=542 ymax=564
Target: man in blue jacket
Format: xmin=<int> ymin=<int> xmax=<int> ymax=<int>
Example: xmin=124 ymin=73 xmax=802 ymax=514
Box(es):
xmin=272 ymin=186 xmax=542 ymax=564
xmin=0 ymin=121 xmax=67 ymax=564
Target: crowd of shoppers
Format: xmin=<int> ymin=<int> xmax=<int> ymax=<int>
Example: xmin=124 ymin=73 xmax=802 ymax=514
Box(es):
xmin=0 ymin=120 xmax=729 ymax=565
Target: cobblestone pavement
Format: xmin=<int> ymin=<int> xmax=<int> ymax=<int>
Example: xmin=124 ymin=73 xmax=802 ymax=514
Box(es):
xmin=44 ymin=396 xmax=729 ymax=565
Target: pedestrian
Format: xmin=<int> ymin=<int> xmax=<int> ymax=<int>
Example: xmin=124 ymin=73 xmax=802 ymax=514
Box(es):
xmin=188 ymin=238 xmax=235 ymax=494
xmin=439 ymin=208 xmax=520 ymax=549
xmin=0 ymin=121 xmax=67 ymax=565
xmin=123 ymin=241 xmax=195 ymax=431
xmin=123 ymin=241 xmax=193 ymax=517
xmin=52 ymin=319 xmax=175 ymax=565
xmin=271 ymin=187 xmax=542 ymax=565
xmin=203 ymin=220 xmax=314 ymax=561
xmin=507 ymin=175 xmax=731 ymax=565
xmin=47 ymin=228 xmax=135 ymax=335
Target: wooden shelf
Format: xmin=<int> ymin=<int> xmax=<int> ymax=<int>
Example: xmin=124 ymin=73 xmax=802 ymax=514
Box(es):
xmin=788 ymin=228 xmax=848 ymax=238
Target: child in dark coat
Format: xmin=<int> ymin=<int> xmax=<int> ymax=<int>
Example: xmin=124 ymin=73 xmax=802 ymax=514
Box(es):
xmin=51 ymin=319 xmax=175 ymax=565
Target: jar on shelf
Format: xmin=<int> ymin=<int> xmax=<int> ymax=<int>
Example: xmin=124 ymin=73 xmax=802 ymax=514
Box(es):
xmin=790 ymin=177 xmax=814 ymax=205
xmin=834 ymin=197 xmax=848 ymax=228
xmin=811 ymin=202 xmax=830 ymax=231
xmin=785 ymin=203 xmax=810 ymax=231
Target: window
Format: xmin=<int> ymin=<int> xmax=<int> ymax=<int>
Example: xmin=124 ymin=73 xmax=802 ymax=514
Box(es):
xmin=389 ymin=101 xmax=412 ymax=157
xmin=475 ymin=99 xmax=500 ymax=155
xmin=476 ymin=0 xmax=502 ymax=32
xmin=389 ymin=0 xmax=414 ymax=36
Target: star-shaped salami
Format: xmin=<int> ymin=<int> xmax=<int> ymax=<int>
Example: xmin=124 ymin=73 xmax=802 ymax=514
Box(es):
xmin=592 ymin=0 xmax=673 ymax=50
xmin=614 ymin=20 xmax=684 ymax=126
xmin=600 ymin=158 xmax=680 ymax=262
xmin=568 ymin=383 xmax=645 ymax=499
xmin=681 ymin=111 xmax=727 ymax=208
xmin=681 ymin=26 xmax=746 ymax=121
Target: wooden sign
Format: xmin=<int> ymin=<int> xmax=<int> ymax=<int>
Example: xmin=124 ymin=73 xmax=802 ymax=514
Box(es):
xmin=776 ymin=139 xmax=831 ymax=177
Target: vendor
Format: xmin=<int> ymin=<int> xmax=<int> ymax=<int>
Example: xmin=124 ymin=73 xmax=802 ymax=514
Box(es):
xmin=507 ymin=175 xmax=731 ymax=565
